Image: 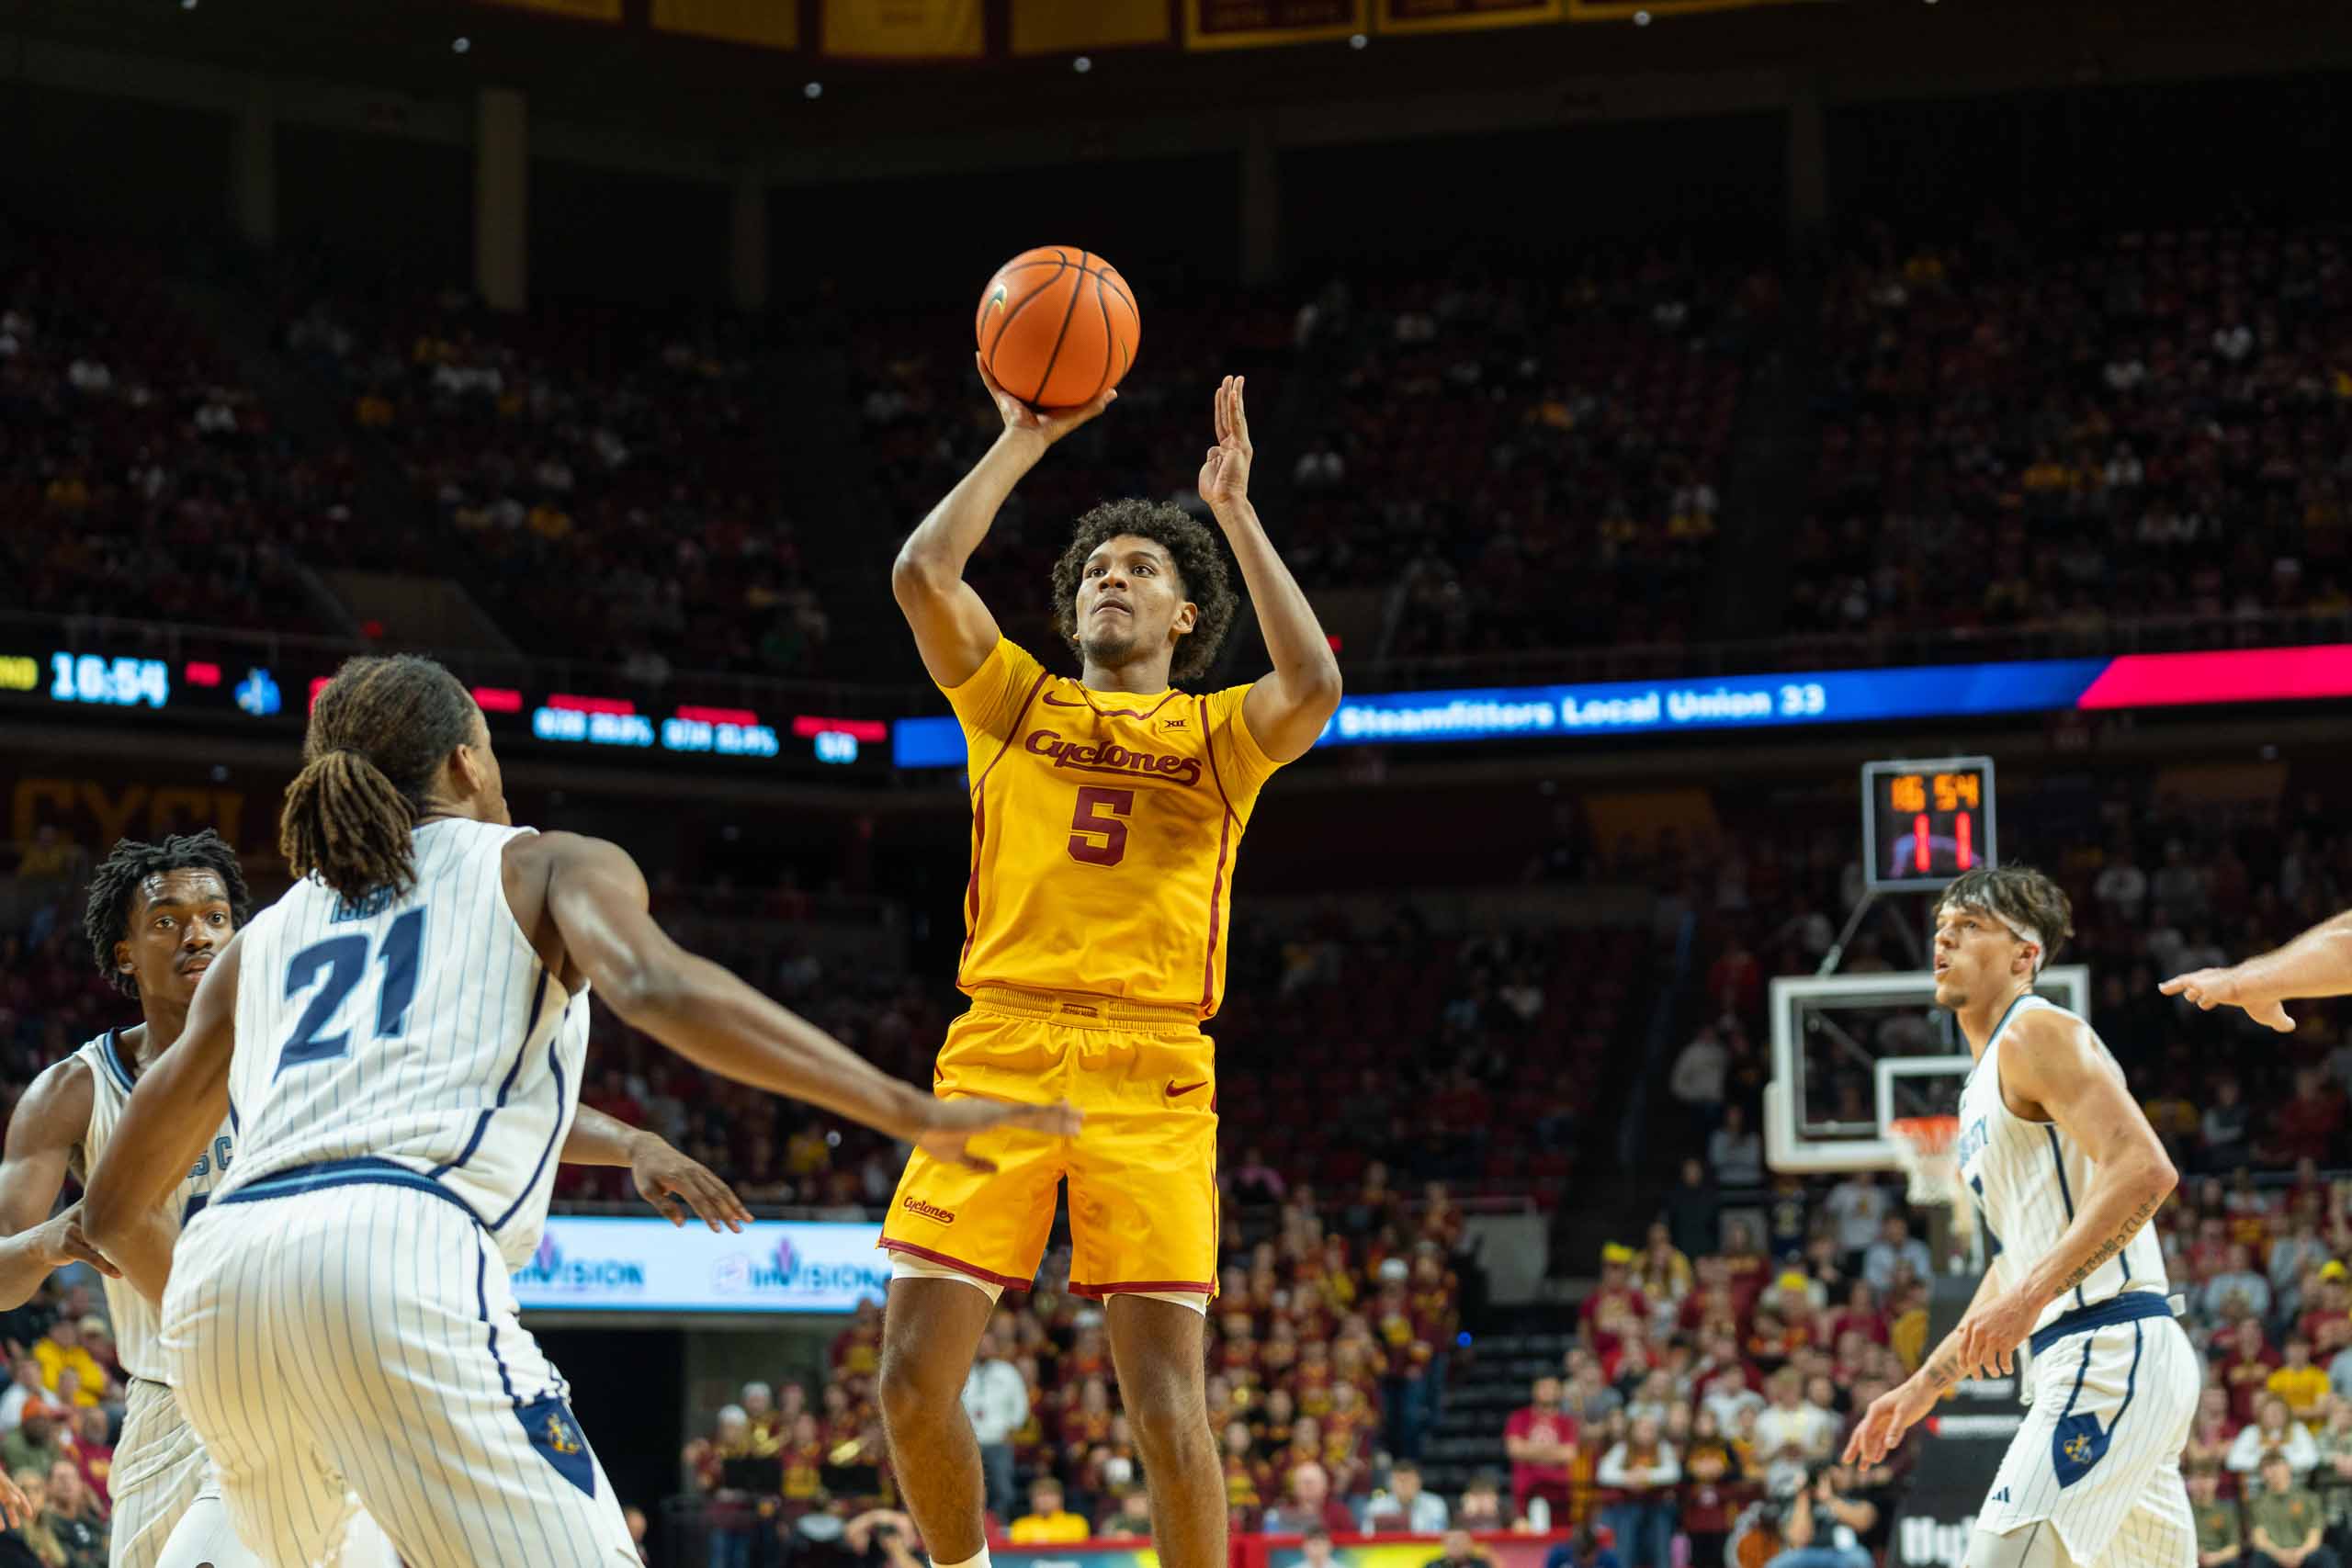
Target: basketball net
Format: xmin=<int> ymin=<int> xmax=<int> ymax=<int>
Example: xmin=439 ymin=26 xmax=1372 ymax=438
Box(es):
xmin=1890 ymin=1114 xmax=1974 ymax=1241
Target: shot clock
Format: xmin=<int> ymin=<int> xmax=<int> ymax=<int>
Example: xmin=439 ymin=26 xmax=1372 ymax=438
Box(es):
xmin=1860 ymin=756 xmax=1997 ymax=891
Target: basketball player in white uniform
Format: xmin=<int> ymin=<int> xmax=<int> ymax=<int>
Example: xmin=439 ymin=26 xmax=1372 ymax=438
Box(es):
xmin=1848 ymin=866 xmax=2194 ymax=1568
xmin=0 ymin=828 xmax=752 ymax=1568
xmin=80 ymin=652 xmax=1079 ymax=1568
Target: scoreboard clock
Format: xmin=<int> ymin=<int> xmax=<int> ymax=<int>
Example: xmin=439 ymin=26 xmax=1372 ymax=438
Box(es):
xmin=1861 ymin=756 xmax=1996 ymax=892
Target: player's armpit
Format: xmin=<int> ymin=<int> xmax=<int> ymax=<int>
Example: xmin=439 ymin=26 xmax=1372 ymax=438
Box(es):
xmin=84 ymin=933 xmax=243 ymax=1262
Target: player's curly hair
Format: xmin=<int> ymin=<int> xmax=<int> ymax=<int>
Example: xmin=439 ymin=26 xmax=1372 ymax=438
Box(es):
xmin=280 ymin=654 xmax=478 ymax=904
xmin=83 ymin=829 xmax=253 ymax=998
xmin=1935 ymin=863 xmax=2075 ymax=968
xmin=1048 ymin=499 xmax=1238 ymax=685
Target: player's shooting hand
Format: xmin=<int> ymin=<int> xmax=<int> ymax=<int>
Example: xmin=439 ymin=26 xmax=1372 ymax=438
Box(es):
xmin=1198 ymin=374 xmax=1254 ymax=517
xmin=42 ymin=1203 xmax=121 ymax=1278
xmin=910 ymin=1095 xmax=1083 ymax=1173
xmin=1952 ymin=1288 xmax=2039 ymax=1382
xmin=2158 ymin=965 xmax=2295 ymax=1032
xmin=1843 ymin=1376 xmax=1936 ymax=1468
xmin=628 ymin=1134 xmax=752 ymax=1233
xmin=978 ymin=353 xmax=1115 ymax=448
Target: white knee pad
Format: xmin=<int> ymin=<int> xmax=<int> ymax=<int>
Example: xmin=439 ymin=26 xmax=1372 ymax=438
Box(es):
xmin=1966 ymin=1521 xmax=2079 ymax=1568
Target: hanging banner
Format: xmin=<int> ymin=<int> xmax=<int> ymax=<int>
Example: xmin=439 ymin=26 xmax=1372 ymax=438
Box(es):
xmin=652 ymin=0 xmax=798 ymax=48
xmin=822 ymin=0 xmax=985 ymax=58
xmin=1567 ymin=0 xmax=1814 ymax=17
xmin=1183 ymin=0 xmax=1367 ymax=51
xmin=472 ymin=0 xmax=622 ymax=19
xmin=1375 ymin=0 xmax=1560 ymax=33
xmin=1012 ymin=0 xmax=1174 ymax=54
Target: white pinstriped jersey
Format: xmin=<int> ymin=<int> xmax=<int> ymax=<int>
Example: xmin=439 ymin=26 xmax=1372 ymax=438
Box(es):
xmin=219 ymin=818 xmax=590 ymax=1269
xmin=1956 ymin=994 xmax=2170 ymax=1337
xmin=69 ymin=1031 xmax=233 ymax=1382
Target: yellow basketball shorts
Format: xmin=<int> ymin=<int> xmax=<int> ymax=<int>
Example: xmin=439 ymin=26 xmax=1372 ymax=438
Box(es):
xmin=879 ymin=987 xmax=1219 ymax=1299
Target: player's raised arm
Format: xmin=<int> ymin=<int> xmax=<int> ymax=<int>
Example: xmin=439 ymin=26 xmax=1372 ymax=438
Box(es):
xmin=539 ymin=833 xmax=1079 ymax=1167
xmin=0 ymin=1062 xmax=118 ymax=1306
xmin=1198 ymin=376 xmax=1343 ymax=761
xmin=891 ymin=356 xmax=1116 ymax=688
xmin=82 ymin=934 xmax=243 ymax=1272
xmin=2160 ymin=907 xmax=2352 ymax=1032
xmin=1953 ymin=1008 xmax=2177 ymax=1373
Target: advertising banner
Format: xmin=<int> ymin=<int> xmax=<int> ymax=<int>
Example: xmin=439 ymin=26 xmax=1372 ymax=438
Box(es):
xmin=822 ymin=0 xmax=986 ymax=58
xmin=652 ymin=0 xmax=799 ymax=48
xmin=1012 ymin=0 xmax=1174 ymax=54
xmin=1375 ymin=0 xmax=1562 ymax=35
xmin=1183 ymin=0 xmax=1368 ymax=51
xmin=511 ymin=1216 xmax=888 ymax=1315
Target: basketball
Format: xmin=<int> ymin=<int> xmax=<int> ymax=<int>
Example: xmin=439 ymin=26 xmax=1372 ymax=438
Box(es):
xmin=974 ymin=246 xmax=1140 ymax=410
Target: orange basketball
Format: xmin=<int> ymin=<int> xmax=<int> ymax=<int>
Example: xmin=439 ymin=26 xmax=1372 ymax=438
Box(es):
xmin=975 ymin=246 xmax=1140 ymax=410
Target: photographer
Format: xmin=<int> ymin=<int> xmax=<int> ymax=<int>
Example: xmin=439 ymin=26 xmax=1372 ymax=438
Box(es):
xmin=843 ymin=1509 xmax=924 ymax=1568
xmin=1764 ymin=1462 xmax=1890 ymax=1568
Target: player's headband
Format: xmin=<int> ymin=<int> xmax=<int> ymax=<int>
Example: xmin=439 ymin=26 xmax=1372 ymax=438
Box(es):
xmin=1986 ymin=910 xmax=2046 ymax=975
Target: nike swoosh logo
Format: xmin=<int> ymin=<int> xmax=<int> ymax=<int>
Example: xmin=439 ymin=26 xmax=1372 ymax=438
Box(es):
xmin=1167 ymin=1079 xmax=1209 ymax=1098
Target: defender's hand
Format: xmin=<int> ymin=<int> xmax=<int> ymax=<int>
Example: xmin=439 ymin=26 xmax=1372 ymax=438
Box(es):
xmin=909 ymin=1095 xmax=1082 ymax=1173
xmin=629 ymin=1134 xmax=752 ymax=1232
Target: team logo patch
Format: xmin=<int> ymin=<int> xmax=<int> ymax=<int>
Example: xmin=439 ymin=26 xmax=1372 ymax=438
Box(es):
xmin=517 ymin=1394 xmax=596 ymax=1497
xmin=2052 ymin=1413 xmax=2109 ymax=1489
xmin=902 ymin=1196 xmax=956 ymax=1225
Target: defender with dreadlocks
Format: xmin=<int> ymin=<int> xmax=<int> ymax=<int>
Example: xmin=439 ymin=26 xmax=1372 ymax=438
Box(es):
xmin=7 ymin=829 xmax=748 ymax=1568
xmin=81 ymin=655 xmax=1074 ymax=1568
xmin=876 ymin=370 xmax=1342 ymax=1568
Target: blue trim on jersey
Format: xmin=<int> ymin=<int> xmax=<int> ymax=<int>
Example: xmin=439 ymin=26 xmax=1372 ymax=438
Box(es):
xmin=184 ymin=1192 xmax=209 ymax=1225
xmin=2029 ymin=1288 xmax=2174 ymax=1357
xmin=220 ymin=1156 xmax=489 ymax=1230
xmin=2043 ymin=1125 xmax=2086 ymax=1309
xmin=98 ymin=1029 xmax=137 ymax=1095
xmin=477 ymin=1245 xmax=519 ymax=1406
xmin=2111 ymin=1319 xmax=2144 ymax=1429
xmin=491 ymin=1027 xmax=569 ymax=1235
xmin=430 ymin=967 xmax=552 ymax=1179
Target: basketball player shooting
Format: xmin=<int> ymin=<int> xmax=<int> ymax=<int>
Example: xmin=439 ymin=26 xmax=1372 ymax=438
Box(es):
xmin=2 ymin=829 xmax=748 ymax=1568
xmin=80 ymin=654 xmax=1080 ymax=1568
xmin=876 ymin=367 xmax=1343 ymax=1568
xmin=1846 ymin=867 xmax=2194 ymax=1568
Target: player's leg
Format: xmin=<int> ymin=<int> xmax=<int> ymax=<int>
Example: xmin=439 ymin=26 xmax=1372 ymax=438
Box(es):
xmin=107 ymin=1378 xmax=211 ymax=1568
xmin=1104 ymin=1294 xmax=1223 ymax=1568
xmin=875 ymin=1008 xmax=1067 ymax=1564
xmin=272 ymin=1188 xmax=637 ymax=1568
xmin=1072 ymin=1022 xmax=1222 ymax=1568
xmin=876 ymin=1276 xmax=999 ymax=1562
xmin=164 ymin=1210 xmax=365 ymax=1568
xmin=1963 ymin=1522 xmax=2077 ymax=1568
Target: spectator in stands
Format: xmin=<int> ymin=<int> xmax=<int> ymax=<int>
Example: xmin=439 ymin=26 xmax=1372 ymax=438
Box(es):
xmin=40 ymin=1462 xmax=100 ymax=1567
xmin=1666 ymin=1158 xmax=1722 ymax=1261
xmin=2204 ymin=1081 xmax=2256 ymax=1174
xmin=1362 ymin=1459 xmax=1449 ymax=1534
xmin=1596 ymin=1413 xmax=1679 ymax=1568
xmin=1426 ymin=1529 xmax=1491 ymax=1568
xmin=2208 ymin=1247 xmax=2277 ymax=1326
xmin=1860 ymin=1216 xmax=1930 ymax=1295
xmin=1823 ymin=1175 xmax=1889 ymax=1277
xmin=1669 ymin=1023 xmax=1729 ymax=1139
xmin=2232 ymin=1396 xmax=2320 ymax=1480
xmin=1098 ymin=1491 xmax=1154 ymax=1539
xmin=1301 ymin=1528 xmax=1339 ymax=1568
xmin=2245 ymin=1450 xmax=2337 ymax=1568
xmin=1454 ymin=1473 xmax=1506 ymax=1532
xmin=1766 ymin=1464 xmax=1886 ymax=1568
xmin=1010 ymin=1477 xmax=1090 ymax=1544
xmin=2191 ymin=1461 xmax=2244 ymax=1568
xmin=5 ymin=1466 xmax=66 ymax=1568
xmin=1708 ymin=1106 xmax=1764 ymax=1190
xmin=1680 ymin=1408 xmax=1750 ymax=1568
xmin=29 ymin=1325 xmax=104 ymax=1410
xmin=2223 ymin=1321 xmax=2282 ymax=1425
xmin=1754 ymin=1371 xmax=1838 ymax=1495
xmin=63 ymin=1413 xmax=106 ymax=1517
xmin=1504 ymin=1376 xmax=1578 ymax=1523
xmin=0 ymin=1361 xmax=43 ymax=1432
xmin=962 ymin=1328 xmax=1028 ymax=1527
xmin=2270 ymin=1338 xmax=2330 ymax=1429
xmin=1264 ymin=1461 xmax=1357 ymax=1537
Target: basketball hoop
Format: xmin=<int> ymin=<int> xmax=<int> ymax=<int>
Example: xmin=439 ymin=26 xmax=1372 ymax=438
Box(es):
xmin=1889 ymin=1114 xmax=1973 ymax=1236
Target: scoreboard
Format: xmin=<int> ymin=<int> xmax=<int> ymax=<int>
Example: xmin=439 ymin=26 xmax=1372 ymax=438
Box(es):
xmin=1861 ymin=756 xmax=1996 ymax=892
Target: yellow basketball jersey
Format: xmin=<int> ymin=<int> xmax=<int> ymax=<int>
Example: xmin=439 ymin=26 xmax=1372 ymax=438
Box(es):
xmin=942 ymin=637 xmax=1284 ymax=1016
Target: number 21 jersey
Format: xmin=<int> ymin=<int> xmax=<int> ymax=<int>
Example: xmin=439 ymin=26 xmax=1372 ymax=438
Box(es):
xmin=944 ymin=637 xmax=1284 ymax=1017
xmin=219 ymin=818 xmax=590 ymax=1269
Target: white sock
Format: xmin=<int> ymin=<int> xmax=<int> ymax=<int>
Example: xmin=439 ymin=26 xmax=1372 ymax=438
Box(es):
xmin=933 ymin=1550 xmax=992 ymax=1568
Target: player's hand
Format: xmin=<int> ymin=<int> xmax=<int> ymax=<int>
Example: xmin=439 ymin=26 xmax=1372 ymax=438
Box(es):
xmin=1843 ymin=1376 xmax=1937 ymax=1467
xmin=0 ymin=1466 xmax=26 ymax=1529
xmin=628 ymin=1134 xmax=752 ymax=1232
xmin=40 ymin=1203 xmax=121 ymax=1278
xmin=1198 ymin=374 xmax=1254 ymax=517
xmin=908 ymin=1095 xmax=1082 ymax=1173
xmin=1952 ymin=1287 xmax=2040 ymax=1381
xmin=978 ymin=353 xmax=1114 ymax=448
xmin=2158 ymin=965 xmax=2295 ymax=1032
